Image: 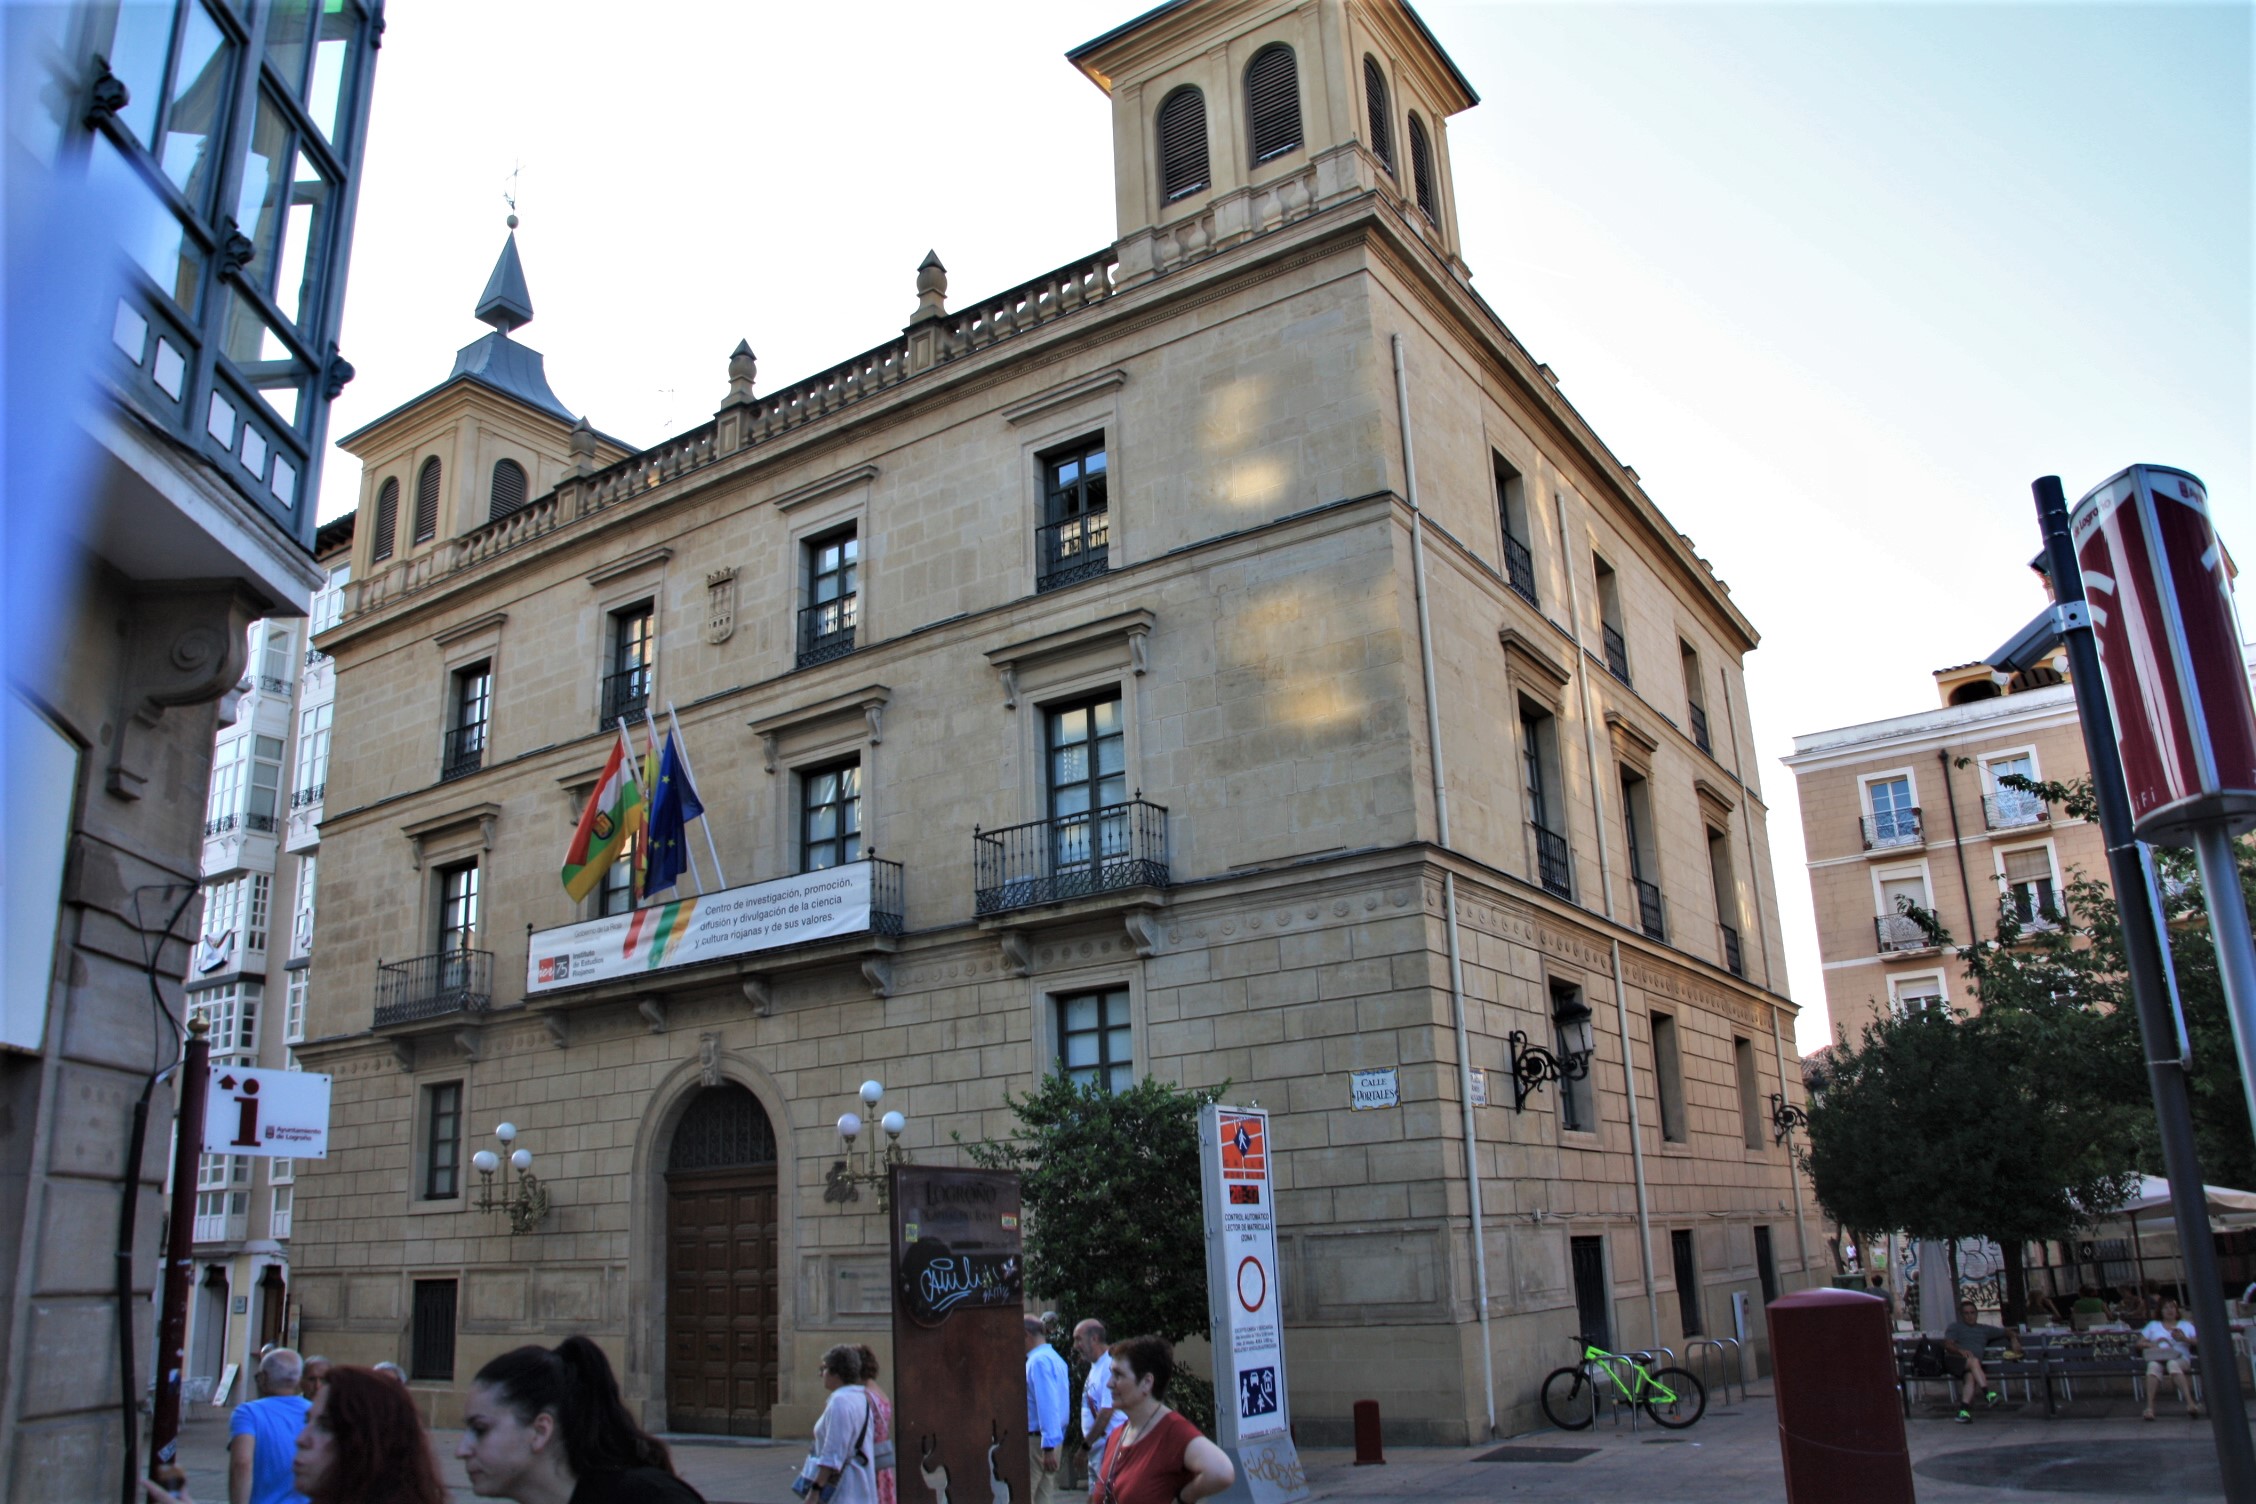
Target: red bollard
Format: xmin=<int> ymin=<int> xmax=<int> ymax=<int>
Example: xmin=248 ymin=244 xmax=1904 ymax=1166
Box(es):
xmin=1769 ymin=1288 xmax=1914 ymax=1504
xmin=1352 ymin=1400 xmax=1385 ymax=1465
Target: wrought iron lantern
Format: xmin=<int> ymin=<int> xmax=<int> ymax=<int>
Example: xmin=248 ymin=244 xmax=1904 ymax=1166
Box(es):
xmin=1769 ymin=1093 xmax=1810 ymax=1146
xmin=1508 ymin=994 xmax=1596 ymax=1111
xmin=825 ymin=1079 xmax=911 ymax=1210
xmin=470 ymin=1121 xmax=550 ymax=1234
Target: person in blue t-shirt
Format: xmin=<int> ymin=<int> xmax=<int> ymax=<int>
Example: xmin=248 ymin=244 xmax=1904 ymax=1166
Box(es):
xmin=229 ymin=1348 xmax=311 ymax=1504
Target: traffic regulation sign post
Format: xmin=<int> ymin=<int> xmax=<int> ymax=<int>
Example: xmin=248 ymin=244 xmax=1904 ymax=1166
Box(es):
xmin=1198 ymin=1103 xmax=1307 ymax=1504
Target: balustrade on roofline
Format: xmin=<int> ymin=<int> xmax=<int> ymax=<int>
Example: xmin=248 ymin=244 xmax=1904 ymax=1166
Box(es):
xmin=341 ymin=247 xmax=1124 ymax=624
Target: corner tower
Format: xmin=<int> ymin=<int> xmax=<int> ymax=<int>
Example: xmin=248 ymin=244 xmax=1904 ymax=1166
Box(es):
xmin=1069 ymin=0 xmax=1477 ymax=286
xmin=335 ymin=223 xmax=629 ymax=580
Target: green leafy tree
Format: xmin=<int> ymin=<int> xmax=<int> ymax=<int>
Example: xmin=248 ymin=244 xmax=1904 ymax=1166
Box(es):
xmin=962 ymin=1073 xmax=1226 ymax=1435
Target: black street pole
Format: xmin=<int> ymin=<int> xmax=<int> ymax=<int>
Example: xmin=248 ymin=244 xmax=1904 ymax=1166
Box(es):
xmin=2036 ymin=475 xmax=2256 ymax=1498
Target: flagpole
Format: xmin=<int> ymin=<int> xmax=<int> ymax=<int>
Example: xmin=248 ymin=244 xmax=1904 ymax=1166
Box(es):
xmin=667 ymin=701 xmax=730 ymax=888
xmin=643 ymin=710 xmax=705 ymax=896
xmin=619 ymin=716 xmax=658 ymax=906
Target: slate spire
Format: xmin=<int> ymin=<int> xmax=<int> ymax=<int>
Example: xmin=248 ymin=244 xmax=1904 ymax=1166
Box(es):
xmin=475 ymin=215 xmax=535 ymax=336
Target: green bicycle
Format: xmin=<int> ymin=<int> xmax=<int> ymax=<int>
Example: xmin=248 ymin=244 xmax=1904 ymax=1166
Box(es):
xmin=1540 ymin=1337 xmax=1706 ymax=1430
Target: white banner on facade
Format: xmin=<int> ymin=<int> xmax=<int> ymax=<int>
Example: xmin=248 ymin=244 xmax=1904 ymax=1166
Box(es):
xmin=203 ymin=1065 xmax=331 ymax=1158
xmin=526 ymin=863 xmax=874 ymax=995
xmin=1199 ymin=1103 xmax=1308 ymax=1504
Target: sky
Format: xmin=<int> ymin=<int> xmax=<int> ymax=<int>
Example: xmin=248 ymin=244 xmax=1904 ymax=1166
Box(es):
xmin=318 ymin=2 xmax=2254 ymax=1054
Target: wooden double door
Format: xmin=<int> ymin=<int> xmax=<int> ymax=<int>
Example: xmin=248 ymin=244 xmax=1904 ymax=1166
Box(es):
xmin=666 ymin=1166 xmax=779 ymax=1435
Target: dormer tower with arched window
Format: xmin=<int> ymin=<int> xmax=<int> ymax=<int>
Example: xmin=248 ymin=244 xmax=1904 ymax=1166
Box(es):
xmin=1069 ymin=0 xmax=1477 ymax=287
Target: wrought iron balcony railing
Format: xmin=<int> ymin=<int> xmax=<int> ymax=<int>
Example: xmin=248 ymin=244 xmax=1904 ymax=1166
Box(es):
xmin=204 ymin=810 xmax=278 ymax=837
xmin=974 ymin=800 xmax=1168 ymax=915
xmin=1984 ymin=791 xmax=2048 ymax=830
xmin=1719 ymin=922 xmax=1746 ymax=977
xmin=441 ymin=725 xmax=486 ymax=782
xmin=1601 ymin=624 xmax=1631 ymax=685
xmin=1632 ymin=877 xmax=1667 ymax=942
xmin=1874 ymin=913 xmax=1932 ymax=954
xmin=1532 ymin=823 xmax=1573 ymax=900
xmin=1688 ymin=701 xmax=1712 ymax=756
xmin=291 ymin=784 xmax=326 ymax=810
xmin=1860 ymin=808 xmax=1922 ymax=850
xmin=375 ymin=949 xmax=494 ymax=1027
xmin=1036 ymin=510 xmax=1110 ymax=593
xmin=1502 ymin=531 xmax=1537 ymax=607
xmin=862 ymin=856 xmax=906 ymax=937
xmin=599 ymin=665 xmax=650 ymax=729
xmin=797 ymin=594 xmax=859 ymax=668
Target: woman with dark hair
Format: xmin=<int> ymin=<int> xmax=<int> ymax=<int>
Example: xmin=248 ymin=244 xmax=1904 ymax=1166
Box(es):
xmin=143 ymin=1365 xmax=447 ymax=1504
xmin=854 ymin=1346 xmax=897 ymax=1504
xmin=459 ymin=1335 xmax=705 ymax=1503
xmin=806 ymin=1345 xmax=878 ymax=1504
xmin=1095 ymin=1338 xmax=1232 ymax=1504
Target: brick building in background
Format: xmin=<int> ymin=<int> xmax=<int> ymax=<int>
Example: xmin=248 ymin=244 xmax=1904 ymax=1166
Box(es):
xmin=291 ymin=0 xmax=1811 ymax=1443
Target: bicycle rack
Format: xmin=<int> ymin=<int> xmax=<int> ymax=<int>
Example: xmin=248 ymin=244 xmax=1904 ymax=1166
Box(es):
xmin=1685 ymin=1336 xmax=1744 ymax=1406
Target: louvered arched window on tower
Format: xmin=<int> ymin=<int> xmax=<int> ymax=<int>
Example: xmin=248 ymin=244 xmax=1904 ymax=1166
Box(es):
xmin=1363 ymin=56 xmax=1394 ymax=177
xmin=1245 ymin=44 xmax=1302 ymax=164
xmin=1157 ymin=86 xmax=1210 ymax=203
xmin=1408 ymin=113 xmax=1437 ymax=222
xmin=413 ymin=457 xmax=442 ymax=543
xmin=371 ymin=477 xmax=398 ymax=561
xmin=489 ymin=459 xmax=528 ymax=521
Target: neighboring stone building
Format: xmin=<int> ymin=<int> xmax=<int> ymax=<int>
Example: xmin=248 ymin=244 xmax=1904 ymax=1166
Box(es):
xmin=292 ymin=1 xmax=1811 ymax=1443
xmin=1782 ymin=649 xmax=2106 ymax=1041
xmin=170 ymin=520 xmax=353 ymax=1402
xmin=0 ymin=3 xmax=378 ymax=1498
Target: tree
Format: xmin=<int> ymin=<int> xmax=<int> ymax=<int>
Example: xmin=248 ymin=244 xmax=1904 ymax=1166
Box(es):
xmin=962 ymin=1073 xmax=1226 ymax=1435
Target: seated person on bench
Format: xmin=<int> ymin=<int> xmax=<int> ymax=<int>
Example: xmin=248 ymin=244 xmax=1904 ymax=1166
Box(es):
xmin=1942 ymin=1301 xmax=2020 ymax=1421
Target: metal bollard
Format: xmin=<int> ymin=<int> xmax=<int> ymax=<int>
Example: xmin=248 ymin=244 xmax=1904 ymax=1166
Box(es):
xmin=1353 ymin=1400 xmax=1385 ymax=1465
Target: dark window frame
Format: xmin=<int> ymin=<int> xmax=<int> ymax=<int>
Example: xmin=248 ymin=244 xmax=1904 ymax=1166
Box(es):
xmin=436 ymin=861 xmax=479 ymax=957
xmin=1363 ymin=56 xmax=1394 ymax=176
xmin=1037 ymin=434 xmax=1110 ymax=592
xmin=1245 ymin=44 xmax=1303 ymax=164
xmin=1495 ymin=454 xmax=1536 ymax=607
xmin=1651 ymin=1010 xmax=1687 ymax=1144
xmin=421 ymin=1080 xmax=462 ymax=1200
xmin=799 ymin=757 xmax=863 ymax=873
xmin=1671 ymin=1228 xmax=1705 ymax=1337
xmin=489 ymin=457 xmax=528 ymax=520
xmin=602 ymin=602 xmax=653 ymax=728
xmin=412 ymin=456 xmax=442 ymax=543
xmin=1553 ymin=980 xmax=1595 ymax=1134
xmin=1055 ymin=985 xmax=1133 ymax=1093
xmin=1156 ymin=85 xmax=1211 ymax=202
xmin=798 ymin=526 xmax=860 ymax=667
xmin=410 ymin=1278 xmax=458 ymax=1379
xmin=371 ymin=476 xmax=398 ymax=561
xmin=443 ymin=660 xmax=489 ymax=780
xmin=1046 ymin=690 xmax=1128 ymax=878
xmin=1407 ymin=111 xmax=1437 ymax=221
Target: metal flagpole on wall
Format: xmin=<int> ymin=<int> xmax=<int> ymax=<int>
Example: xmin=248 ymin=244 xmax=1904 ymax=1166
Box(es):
xmin=667 ymin=701 xmax=729 ymax=887
xmin=642 ymin=710 xmax=704 ymax=896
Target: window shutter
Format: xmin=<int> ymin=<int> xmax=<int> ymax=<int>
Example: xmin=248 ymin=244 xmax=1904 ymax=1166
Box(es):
xmin=371 ymin=477 xmax=398 ymax=561
xmin=489 ymin=459 xmax=528 ymax=520
xmin=413 ymin=457 xmax=442 ymax=543
xmin=1363 ymin=56 xmax=1394 ymax=175
xmin=1408 ymin=113 xmax=1437 ymax=221
xmin=1157 ymin=87 xmax=1210 ymax=202
xmin=1246 ymin=45 xmax=1302 ymax=163
xmin=2003 ymin=849 xmax=2052 ymax=885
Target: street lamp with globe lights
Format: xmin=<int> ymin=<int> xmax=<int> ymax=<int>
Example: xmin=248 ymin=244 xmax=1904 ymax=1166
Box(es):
xmin=827 ymin=1080 xmax=910 ymax=1209
xmin=471 ymin=1121 xmax=550 ymax=1234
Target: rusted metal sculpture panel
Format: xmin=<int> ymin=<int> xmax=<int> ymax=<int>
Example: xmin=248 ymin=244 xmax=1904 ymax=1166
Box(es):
xmin=891 ymin=1165 xmax=1028 ymax=1504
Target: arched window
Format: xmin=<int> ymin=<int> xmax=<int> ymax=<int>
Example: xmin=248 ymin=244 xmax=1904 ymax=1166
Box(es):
xmin=1245 ymin=44 xmax=1302 ymax=164
xmin=371 ymin=477 xmax=398 ymax=562
xmin=1408 ymin=113 xmax=1437 ymax=222
xmin=1363 ymin=56 xmax=1394 ymax=176
xmin=1156 ymin=86 xmax=1210 ymax=203
xmin=412 ymin=456 xmax=442 ymax=543
xmin=489 ymin=458 xmax=528 ymax=521
xmin=668 ymin=1085 xmax=777 ymax=1172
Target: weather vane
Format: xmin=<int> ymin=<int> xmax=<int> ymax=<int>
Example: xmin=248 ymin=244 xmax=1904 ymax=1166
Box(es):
xmin=504 ymin=161 xmax=522 ymax=230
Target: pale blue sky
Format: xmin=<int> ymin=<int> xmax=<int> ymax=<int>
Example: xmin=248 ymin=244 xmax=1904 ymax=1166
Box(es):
xmin=324 ymin=3 xmax=2252 ymax=1049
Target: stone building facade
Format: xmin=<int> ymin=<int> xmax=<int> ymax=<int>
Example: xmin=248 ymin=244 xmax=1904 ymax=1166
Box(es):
xmin=1783 ymin=654 xmax=2107 ymax=1043
xmin=1 ymin=3 xmax=378 ymax=1498
xmin=291 ymin=0 xmax=1812 ymax=1443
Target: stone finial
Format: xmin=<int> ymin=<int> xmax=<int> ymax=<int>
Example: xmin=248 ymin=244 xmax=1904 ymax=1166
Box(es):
xmin=727 ymin=339 xmax=757 ymax=403
xmin=570 ymin=415 xmax=597 ymax=476
xmin=913 ymin=250 xmax=948 ymax=322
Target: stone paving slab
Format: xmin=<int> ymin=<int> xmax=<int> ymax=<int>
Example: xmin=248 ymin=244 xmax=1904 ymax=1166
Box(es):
xmin=170 ymin=1388 xmax=2247 ymax=1503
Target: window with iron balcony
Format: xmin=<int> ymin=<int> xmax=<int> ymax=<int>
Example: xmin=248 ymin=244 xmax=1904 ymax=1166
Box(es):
xmin=1037 ymin=437 xmax=1109 ymax=592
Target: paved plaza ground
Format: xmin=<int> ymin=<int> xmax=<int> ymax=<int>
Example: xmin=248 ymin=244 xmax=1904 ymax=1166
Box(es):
xmin=171 ymin=1382 xmax=2244 ymax=1503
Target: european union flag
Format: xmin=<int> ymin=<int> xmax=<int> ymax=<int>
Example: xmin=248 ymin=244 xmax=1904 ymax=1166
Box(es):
xmin=642 ymin=731 xmax=706 ymax=896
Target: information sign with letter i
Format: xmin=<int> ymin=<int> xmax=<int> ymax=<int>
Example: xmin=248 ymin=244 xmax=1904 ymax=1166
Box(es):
xmin=1197 ymin=1103 xmax=1309 ymax=1504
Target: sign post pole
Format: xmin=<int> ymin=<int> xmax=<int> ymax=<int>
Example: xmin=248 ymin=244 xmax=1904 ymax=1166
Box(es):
xmin=2034 ymin=473 xmax=2256 ymax=1501
xmin=149 ymin=1017 xmax=211 ymax=1488
xmin=1198 ymin=1103 xmax=1308 ymax=1504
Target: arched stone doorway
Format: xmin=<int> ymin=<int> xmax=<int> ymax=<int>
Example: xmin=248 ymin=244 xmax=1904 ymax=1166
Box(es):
xmin=664 ymin=1083 xmax=780 ymax=1435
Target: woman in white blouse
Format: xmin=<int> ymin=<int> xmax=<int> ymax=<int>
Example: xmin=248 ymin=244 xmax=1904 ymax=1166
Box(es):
xmin=2139 ymin=1299 xmax=2200 ymax=1421
xmin=810 ymin=1345 xmax=880 ymax=1504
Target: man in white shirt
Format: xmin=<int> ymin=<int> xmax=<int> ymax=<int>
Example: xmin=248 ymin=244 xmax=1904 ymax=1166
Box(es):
xmin=1074 ymin=1319 xmax=1125 ymax=1487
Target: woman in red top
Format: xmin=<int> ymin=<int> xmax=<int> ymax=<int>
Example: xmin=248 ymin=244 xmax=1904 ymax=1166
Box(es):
xmin=1095 ymin=1337 xmax=1234 ymax=1504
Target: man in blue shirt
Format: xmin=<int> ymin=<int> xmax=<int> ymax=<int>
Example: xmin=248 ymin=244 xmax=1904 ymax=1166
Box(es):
xmin=1024 ymin=1317 xmax=1071 ymax=1504
xmin=229 ymin=1348 xmax=311 ymax=1504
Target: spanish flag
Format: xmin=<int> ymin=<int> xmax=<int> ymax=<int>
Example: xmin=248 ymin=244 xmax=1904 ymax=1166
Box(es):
xmin=561 ymin=730 xmax=646 ymax=902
